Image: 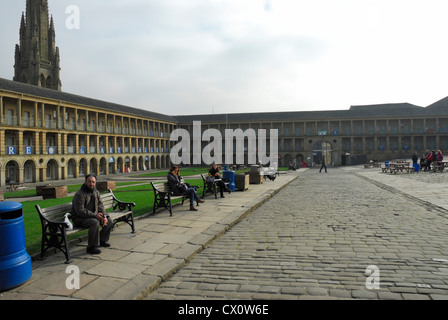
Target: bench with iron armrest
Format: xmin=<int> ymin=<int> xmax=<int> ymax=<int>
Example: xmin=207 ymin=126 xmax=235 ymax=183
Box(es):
xmin=200 ymin=174 xmax=230 ymax=199
xmin=35 ymin=189 xmax=135 ymax=264
xmin=151 ymin=181 xmax=200 ymax=216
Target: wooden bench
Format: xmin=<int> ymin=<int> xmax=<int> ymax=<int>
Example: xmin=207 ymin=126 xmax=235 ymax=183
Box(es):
xmin=432 ymin=162 xmax=445 ymax=172
xmin=200 ymin=174 xmax=230 ymax=199
xmin=35 ymin=189 xmax=135 ymax=263
xmin=201 ymin=174 xmax=218 ymax=199
xmin=389 ymin=165 xmax=414 ymax=174
xmin=151 ymin=181 xmax=200 ymax=216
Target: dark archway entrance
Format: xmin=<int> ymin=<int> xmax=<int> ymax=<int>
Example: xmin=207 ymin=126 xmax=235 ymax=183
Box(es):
xmin=313 ymin=141 xmax=333 ymax=165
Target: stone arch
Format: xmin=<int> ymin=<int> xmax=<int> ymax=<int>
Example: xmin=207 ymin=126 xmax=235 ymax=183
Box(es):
xmin=79 ymin=158 xmax=88 ymax=177
xmin=5 ymin=160 xmax=20 ymax=184
xmin=46 ymin=159 xmax=59 ymax=181
xmin=67 ymin=158 xmax=77 ymax=178
xmin=24 ymin=159 xmax=36 ymax=183
xmin=89 ymin=157 xmax=98 ymax=175
xmin=313 ymin=140 xmax=334 ymax=165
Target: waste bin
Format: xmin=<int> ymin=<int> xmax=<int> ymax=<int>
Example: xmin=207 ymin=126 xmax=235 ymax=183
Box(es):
xmin=385 ymin=161 xmax=390 ymax=168
xmin=0 ymin=201 xmax=32 ymax=291
xmin=413 ymin=163 xmax=420 ymax=173
xmin=223 ymin=170 xmax=236 ymax=192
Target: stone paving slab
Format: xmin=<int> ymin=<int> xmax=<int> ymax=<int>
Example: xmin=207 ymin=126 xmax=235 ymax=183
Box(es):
xmin=0 ymin=170 xmax=301 ymax=300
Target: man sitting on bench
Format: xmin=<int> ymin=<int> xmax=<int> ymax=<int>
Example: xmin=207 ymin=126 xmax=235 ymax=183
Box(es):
xmin=70 ymin=174 xmax=113 ymax=255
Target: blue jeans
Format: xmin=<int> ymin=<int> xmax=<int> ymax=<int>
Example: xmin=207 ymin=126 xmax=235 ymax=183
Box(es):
xmin=185 ymin=187 xmax=200 ymax=206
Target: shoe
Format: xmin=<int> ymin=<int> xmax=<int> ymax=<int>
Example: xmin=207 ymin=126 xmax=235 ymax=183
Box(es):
xmin=220 ymin=195 xmax=225 ymax=198
xmin=100 ymin=241 xmax=111 ymax=247
xmin=190 ymin=206 xmax=198 ymax=211
xmin=86 ymin=246 xmax=101 ymax=254
xmin=197 ymin=199 xmax=205 ymax=203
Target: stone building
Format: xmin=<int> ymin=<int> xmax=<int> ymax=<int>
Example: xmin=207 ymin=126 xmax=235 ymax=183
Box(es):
xmin=175 ymin=101 xmax=448 ymax=168
xmin=0 ymin=78 xmax=176 ymax=187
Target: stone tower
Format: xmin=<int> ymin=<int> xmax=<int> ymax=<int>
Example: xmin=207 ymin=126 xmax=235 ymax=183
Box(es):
xmin=14 ymin=0 xmax=61 ymax=91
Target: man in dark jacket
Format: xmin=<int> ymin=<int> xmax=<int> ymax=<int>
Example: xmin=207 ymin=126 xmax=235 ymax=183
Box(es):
xmin=71 ymin=174 xmax=113 ymax=254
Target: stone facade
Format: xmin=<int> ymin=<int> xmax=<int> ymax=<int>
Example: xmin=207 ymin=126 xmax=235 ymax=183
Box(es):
xmin=14 ymin=0 xmax=62 ymax=91
xmin=175 ymin=101 xmax=448 ymax=167
xmin=0 ymin=78 xmax=176 ymax=187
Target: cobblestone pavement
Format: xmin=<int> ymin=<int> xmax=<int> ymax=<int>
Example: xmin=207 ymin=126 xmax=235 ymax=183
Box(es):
xmin=143 ymin=167 xmax=448 ymax=300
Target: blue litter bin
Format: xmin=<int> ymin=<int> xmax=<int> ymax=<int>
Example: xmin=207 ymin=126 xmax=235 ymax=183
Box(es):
xmin=0 ymin=201 xmax=32 ymax=291
xmin=413 ymin=163 xmax=420 ymax=173
xmin=223 ymin=170 xmax=236 ymax=192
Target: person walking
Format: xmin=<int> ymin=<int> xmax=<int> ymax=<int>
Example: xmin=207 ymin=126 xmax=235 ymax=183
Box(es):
xmin=319 ymin=155 xmax=327 ymax=173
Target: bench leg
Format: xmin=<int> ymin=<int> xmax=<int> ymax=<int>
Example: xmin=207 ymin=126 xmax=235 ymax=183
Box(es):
xmin=61 ymin=231 xmax=72 ymax=264
xmin=168 ymin=200 xmax=173 ymax=216
xmin=113 ymin=214 xmax=136 ymax=233
xmin=41 ymin=224 xmax=72 ymax=263
xmin=152 ymin=198 xmax=157 ymax=215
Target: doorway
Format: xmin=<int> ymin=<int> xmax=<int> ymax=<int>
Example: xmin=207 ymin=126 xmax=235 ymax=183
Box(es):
xmin=313 ymin=141 xmax=333 ymax=165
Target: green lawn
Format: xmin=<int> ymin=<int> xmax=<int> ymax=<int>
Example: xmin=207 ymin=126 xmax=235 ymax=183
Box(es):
xmin=8 ymin=166 xmax=288 ymax=256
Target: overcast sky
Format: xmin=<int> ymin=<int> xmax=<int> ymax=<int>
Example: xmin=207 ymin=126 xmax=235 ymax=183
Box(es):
xmin=1 ymin=0 xmax=448 ymax=115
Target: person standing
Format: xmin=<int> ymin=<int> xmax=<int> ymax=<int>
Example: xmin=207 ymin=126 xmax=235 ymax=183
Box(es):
xmin=412 ymin=152 xmax=418 ymax=165
xmin=319 ymin=155 xmax=327 ymax=173
xmin=425 ymin=150 xmax=433 ymax=172
xmin=71 ymin=174 xmax=113 ymax=255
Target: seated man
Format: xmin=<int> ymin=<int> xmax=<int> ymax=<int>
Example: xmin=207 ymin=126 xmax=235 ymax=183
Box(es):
xmin=70 ymin=174 xmax=113 ymax=254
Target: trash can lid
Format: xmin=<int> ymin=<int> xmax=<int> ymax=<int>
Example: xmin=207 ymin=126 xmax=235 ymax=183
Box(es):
xmin=0 ymin=201 xmax=23 ymax=213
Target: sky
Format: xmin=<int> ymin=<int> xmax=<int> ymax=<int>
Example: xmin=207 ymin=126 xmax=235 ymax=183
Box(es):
xmin=1 ymin=0 xmax=448 ymax=116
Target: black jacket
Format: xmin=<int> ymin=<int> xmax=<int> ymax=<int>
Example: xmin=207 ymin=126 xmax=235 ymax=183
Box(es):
xmin=167 ymin=172 xmax=185 ymax=196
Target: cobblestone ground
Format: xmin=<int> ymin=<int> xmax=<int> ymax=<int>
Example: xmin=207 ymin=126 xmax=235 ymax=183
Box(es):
xmin=144 ymin=168 xmax=448 ymax=300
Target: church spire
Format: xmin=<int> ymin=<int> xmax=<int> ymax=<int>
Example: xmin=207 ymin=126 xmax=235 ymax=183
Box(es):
xmin=14 ymin=0 xmax=62 ymax=91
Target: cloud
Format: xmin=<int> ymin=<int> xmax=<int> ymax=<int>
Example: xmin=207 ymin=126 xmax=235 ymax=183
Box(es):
xmin=2 ymin=0 xmax=448 ymax=115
